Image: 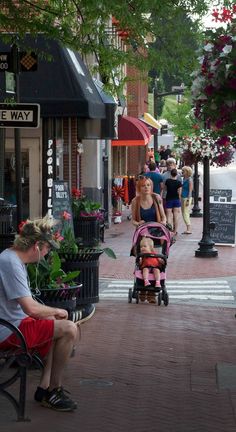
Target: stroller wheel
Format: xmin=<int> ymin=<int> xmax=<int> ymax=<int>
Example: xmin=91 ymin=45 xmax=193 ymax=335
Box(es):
xmin=158 ymin=292 xmax=162 ymax=306
xmin=163 ymin=292 xmax=169 ymax=306
xmin=128 ymin=288 xmax=133 ymax=303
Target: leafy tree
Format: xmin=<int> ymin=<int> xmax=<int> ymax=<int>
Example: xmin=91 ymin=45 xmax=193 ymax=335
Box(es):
xmin=0 ymin=0 xmax=231 ymax=93
xmin=164 ymin=92 xmax=200 ymax=138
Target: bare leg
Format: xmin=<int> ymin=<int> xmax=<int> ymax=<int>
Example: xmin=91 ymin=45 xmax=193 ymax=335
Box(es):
xmin=42 ymin=320 xmax=77 ymax=391
xmin=142 ymin=267 xmax=149 ymax=281
xmin=166 ymin=208 xmax=173 ymax=230
xmin=39 ymin=344 xmax=53 ymax=389
xmin=173 ymin=207 xmax=180 ymax=234
xmin=153 ymin=268 xmax=161 ymax=287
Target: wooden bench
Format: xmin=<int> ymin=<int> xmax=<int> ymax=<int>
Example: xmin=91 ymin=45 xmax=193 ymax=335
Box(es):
xmin=0 ymin=318 xmax=43 ymax=422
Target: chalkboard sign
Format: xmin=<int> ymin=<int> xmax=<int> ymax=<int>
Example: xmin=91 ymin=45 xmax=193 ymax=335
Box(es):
xmin=52 ymin=181 xmax=74 ymax=232
xmin=210 ymin=189 xmax=232 ymax=202
xmin=210 ymin=202 xmax=236 ymax=245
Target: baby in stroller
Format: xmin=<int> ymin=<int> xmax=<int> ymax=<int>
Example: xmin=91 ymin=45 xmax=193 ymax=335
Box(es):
xmin=140 ymin=237 xmax=162 ymax=288
xmin=129 ymin=222 xmax=172 ymax=306
xmin=139 ymin=237 xmax=164 ymax=303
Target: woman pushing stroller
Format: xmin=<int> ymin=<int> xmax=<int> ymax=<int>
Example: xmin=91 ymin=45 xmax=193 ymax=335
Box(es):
xmin=130 ymin=177 xmax=168 ymax=304
xmin=131 ymin=177 xmax=166 ymax=227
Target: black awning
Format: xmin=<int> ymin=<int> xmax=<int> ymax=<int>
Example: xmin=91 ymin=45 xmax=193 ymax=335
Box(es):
xmin=0 ymin=35 xmax=106 ymax=119
xmin=94 ymin=79 xmax=117 ymax=139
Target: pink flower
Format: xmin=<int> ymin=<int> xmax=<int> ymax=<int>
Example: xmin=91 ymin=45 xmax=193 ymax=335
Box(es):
xmin=62 ymin=211 xmax=71 ymax=220
xmin=18 ymin=220 xmax=27 ymax=233
xmin=54 ymin=231 xmax=64 ymax=242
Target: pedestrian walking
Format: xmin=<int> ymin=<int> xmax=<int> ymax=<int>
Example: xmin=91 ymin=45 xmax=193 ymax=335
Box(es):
xmin=164 ymin=168 xmax=182 ymax=236
xmin=144 ymin=161 xmax=163 ymax=194
xmin=131 ymin=177 xmax=166 ymax=228
xmin=181 ymin=166 xmax=193 ymax=234
xmin=162 ymin=158 xmax=182 ymax=209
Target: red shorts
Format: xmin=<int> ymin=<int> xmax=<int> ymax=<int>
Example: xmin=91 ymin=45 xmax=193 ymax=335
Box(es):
xmin=0 ymin=317 xmax=54 ymax=358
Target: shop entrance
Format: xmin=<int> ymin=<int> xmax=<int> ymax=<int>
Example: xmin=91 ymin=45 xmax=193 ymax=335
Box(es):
xmin=4 ymin=138 xmax=41 ymax=220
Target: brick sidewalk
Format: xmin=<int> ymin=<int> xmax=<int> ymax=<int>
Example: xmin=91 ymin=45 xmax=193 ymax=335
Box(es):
xmin=2 ymin=302 xmax=236 ymax=432
xmin=2 ymin=209 xmax=236 ymax=431
xmin=100 ymin=207 xmax=236 ymax=280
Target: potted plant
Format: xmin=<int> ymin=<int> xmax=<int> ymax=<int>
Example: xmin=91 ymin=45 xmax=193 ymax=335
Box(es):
xmin=71 ymin=188 xmax=103 ymax=247
xmin=27 ymin=250 xmax=81 ymax=319
xmin=55 ymin=211 xmax=116 ymax=306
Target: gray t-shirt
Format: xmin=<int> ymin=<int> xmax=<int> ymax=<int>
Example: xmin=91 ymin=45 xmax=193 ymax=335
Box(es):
xmin=0 ymin=249 xmax=30 ymax=342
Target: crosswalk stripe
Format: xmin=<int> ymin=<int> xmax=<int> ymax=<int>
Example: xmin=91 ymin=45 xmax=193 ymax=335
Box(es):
xmin=99 ymin=279 xmax=235 ymax=302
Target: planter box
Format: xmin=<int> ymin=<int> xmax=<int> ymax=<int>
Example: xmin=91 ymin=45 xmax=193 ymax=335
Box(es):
xmin=73 ymin=216 xmax=100 ymax=247
xmin=59 ymin=250 xmax=103 ymax=305
xmin=34 ymin=285 xmax=81 ymax=321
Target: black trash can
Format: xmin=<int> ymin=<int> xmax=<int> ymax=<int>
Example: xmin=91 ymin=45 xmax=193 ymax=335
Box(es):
xmin=59 ymin=249 xmax=103 ymax=305
xmin=0 ymin=199 xmax=17 ymax=253
xmin=73 ymin=216 xmax=100 ymax=247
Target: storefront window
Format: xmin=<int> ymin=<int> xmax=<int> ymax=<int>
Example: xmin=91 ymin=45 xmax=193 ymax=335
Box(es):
xmin=4 ymin=151 xmax=29 ymax=218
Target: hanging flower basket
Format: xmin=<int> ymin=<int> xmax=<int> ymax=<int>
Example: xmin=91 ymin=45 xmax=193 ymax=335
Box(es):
xmin=191 ymin=6 xmax=236 ymax=136
xmin=177 ymin=130 xmax=236 ymax=167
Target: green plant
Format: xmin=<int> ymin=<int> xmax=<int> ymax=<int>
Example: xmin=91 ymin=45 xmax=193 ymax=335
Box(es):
xmin=27 ymin=251 xmax=81 ymax=291
xmin=71 ymin=188 xmax=102 ymax=219
xmin=55 ymin=210 xmax=116 ymax=259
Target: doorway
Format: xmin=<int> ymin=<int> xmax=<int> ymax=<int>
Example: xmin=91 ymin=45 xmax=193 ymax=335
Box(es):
xmin=4 ymin=138 xmax=41 ymax=220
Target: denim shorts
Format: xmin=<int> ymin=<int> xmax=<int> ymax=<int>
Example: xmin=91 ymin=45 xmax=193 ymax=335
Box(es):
xmin=166 ymin=199 xmax=181 ymax=209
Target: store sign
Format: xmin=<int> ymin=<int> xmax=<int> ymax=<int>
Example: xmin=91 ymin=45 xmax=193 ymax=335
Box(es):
xmin=0 ymin=52 xmax=11 ymax=70
xmin=0 ymin=103 xmax=40 ymax=128
xmin=46 ymin=139 xmax=54 ymax=216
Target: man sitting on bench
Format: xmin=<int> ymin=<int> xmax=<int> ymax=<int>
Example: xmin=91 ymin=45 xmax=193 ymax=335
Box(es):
xmin=0 ymin=216 xmax=78 ymax=412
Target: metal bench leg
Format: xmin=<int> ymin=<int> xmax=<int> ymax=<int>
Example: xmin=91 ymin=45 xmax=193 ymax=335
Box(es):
xmin=18 ymin=366 xmax=30 ymax=422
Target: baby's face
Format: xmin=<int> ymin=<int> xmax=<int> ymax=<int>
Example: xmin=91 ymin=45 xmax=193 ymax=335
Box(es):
xmin=140 ymin=242 xmax=151 ymax=253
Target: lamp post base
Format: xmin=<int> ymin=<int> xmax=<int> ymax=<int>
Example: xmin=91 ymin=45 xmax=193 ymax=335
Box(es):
xmin=195 ymin=238 xmax=218 ymax=257
xmin=190 ymin=208 xmax=203 ymax=218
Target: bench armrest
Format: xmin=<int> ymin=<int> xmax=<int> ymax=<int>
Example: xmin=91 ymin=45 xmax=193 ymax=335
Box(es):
xmin=0 ymin=318 xmax=28 ymax=353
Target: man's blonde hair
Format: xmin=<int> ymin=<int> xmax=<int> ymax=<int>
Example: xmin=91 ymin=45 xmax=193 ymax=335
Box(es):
xmin=14 ymin=216 xmax=56 ymax=251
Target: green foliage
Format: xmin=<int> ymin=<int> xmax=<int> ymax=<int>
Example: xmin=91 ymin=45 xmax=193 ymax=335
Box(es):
xmin=27 ymin=251 xmax=80 ymax=290
xmin=59 ymin=223 xmax=79 ymax=254
xmin=102 ymin=247 xmax=116 ymax=259
xmin=0 ymin=0 xmax=222 ymax=94
xmin=163 ymin=92 xmax=199 ymax=138
xmin=72 ymin=197 xmax=101 ymax=217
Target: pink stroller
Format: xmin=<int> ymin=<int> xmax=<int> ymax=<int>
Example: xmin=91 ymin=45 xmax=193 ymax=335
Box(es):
xmin=129 ymin=222 xmax=173 ymax=306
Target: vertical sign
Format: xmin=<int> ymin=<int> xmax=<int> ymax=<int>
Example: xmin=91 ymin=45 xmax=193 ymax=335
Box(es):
xmin=46 ymin=139 xmax=54 ymax=216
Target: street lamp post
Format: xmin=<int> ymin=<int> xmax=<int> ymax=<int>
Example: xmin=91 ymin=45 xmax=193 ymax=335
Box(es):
xmin=153 ymin=84 xmax=184 ymax=158
xmin=195 ymin=156 xmax=218 ymax=257
xmin=153 ymin=80 xmax=159 ymax=156
xmin=191 ymin=162 xmax=203 ymax=217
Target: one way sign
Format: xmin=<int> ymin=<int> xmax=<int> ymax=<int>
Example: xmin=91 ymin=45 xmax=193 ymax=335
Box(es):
xmin=0 ymin=103 xmax=40 ymax=128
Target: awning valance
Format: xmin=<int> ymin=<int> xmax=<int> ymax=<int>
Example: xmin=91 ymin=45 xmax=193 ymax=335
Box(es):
xmin=140 ymin=112 xmax=161 ymax=133
xmin=111 ymin=115 xmax=151 ymax=146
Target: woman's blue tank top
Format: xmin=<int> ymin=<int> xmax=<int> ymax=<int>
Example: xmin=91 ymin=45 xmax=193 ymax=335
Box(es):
xmin=140 ymin=205 xmax=157 ymax=222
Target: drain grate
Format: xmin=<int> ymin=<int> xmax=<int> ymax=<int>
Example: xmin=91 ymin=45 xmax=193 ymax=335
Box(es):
xmin=216 ymin=363 xmax=236 ymax=390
